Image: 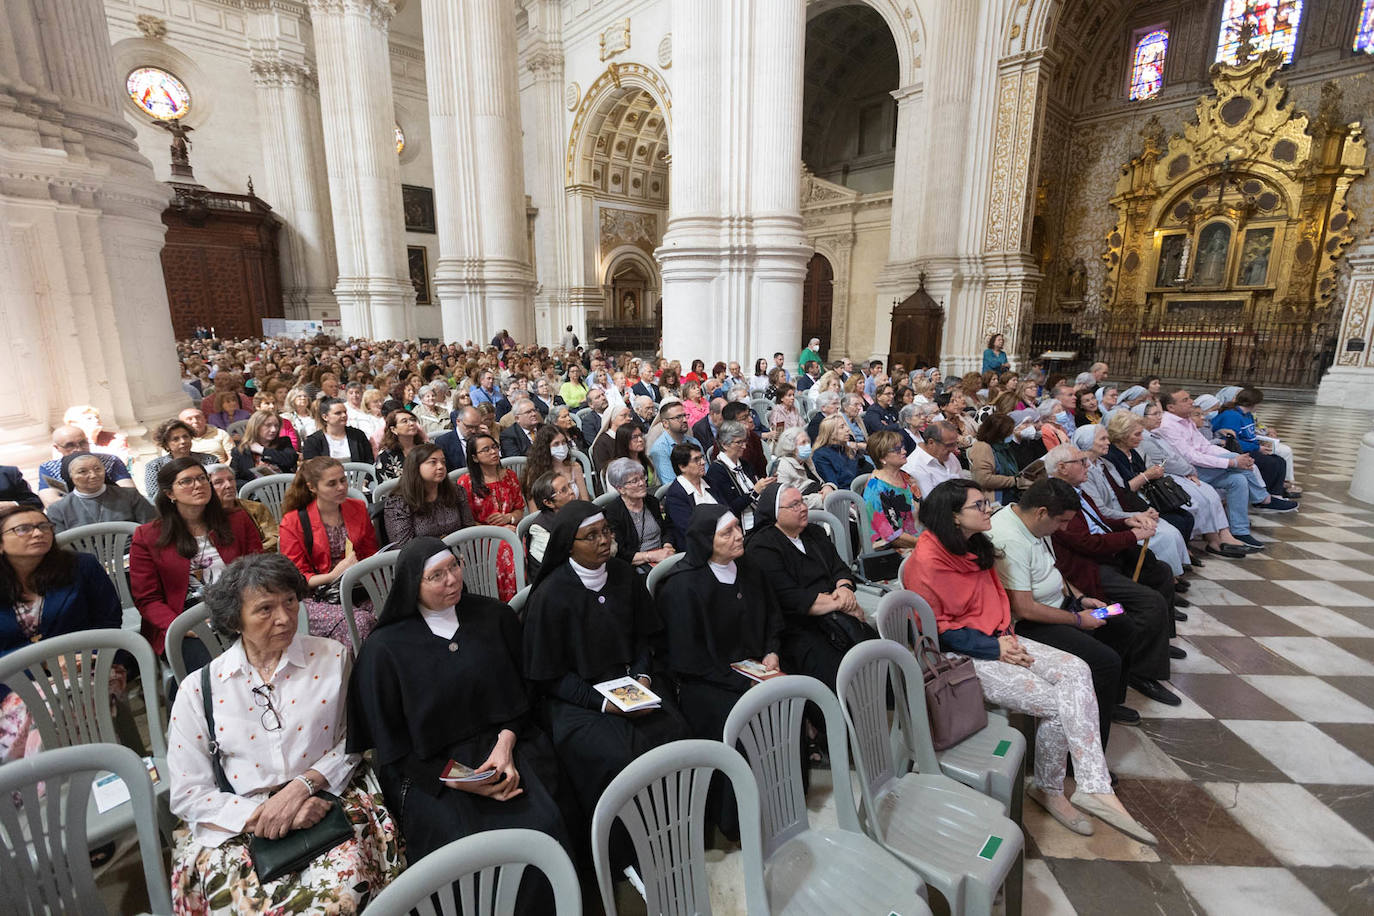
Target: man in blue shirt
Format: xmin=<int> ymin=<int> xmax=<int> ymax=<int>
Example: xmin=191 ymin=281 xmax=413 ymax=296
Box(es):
xmin=37 ymin=426 xmax=133 ymax=507
xmin=648 ymin=400 xmax=701 ymax=485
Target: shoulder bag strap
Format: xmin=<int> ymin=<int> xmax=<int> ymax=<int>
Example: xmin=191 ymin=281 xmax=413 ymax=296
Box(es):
xmin=200 ymin=665 xmax=235 ymax=795
xmin=298 ymin=508 xmax=320 ymax=575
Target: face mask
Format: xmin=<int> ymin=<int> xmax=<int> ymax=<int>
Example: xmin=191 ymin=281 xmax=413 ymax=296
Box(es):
xmin=1019 ymin=426 xmax=1039 ymax=441
xmin=1055 ymin=411 xmax=1070 ymax=424
xmin=550 ymin=444 xmax=569 ymax=461
xmin=797 ymin=444 xmax=813 ymax=460
xmin=1204 ymin=410 xmax=1218 ymax=421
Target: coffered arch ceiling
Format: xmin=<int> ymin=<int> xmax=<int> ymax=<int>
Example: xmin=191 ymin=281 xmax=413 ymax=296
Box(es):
xmin=582 ymin=88 xmax=669 ymax=204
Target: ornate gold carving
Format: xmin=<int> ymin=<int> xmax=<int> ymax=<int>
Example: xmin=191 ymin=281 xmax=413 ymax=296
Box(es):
xmin=599 ymin=18 xmax=631 ymax=61
xmin=565 ymin=63 xmax=672 ymax=183
xmin=1337 ymin=276 xmax=1373 ymax=366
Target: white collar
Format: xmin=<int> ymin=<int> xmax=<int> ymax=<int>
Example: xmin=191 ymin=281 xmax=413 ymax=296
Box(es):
xmin=222 ymin=635 xmax=306 ymax=682
xmin=569 ymin=557 xmax=608 ymax=591
xmin=709 ymin=559 xmax=737 ymax=584
xmin=419 ymin=604 xmax=459 ymax=640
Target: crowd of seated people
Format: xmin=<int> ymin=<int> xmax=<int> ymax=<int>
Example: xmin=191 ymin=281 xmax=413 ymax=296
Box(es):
xmin=0 ymin=329 xmax=1326 ymax=912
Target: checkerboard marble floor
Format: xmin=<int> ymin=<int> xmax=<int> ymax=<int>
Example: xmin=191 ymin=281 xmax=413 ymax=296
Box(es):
xmin=1018 ymin=403 xmax=1374 ymax=916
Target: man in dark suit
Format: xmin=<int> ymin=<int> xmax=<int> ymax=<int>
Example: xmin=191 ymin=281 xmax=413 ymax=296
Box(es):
xmin=436 ymin=406 xmax=483 ymax=470
xmin=692 ymin=399 xmax=726 ymax=456
xmin=0 ymin=466 xmax=42 ymax=510
xmin=631 ymin=396 xmax=657 ymax=434
xmin=631 ymin=371 xmax=660 ymax=403
xmin=531 ymin=377 xmax=555 ymax=418
xmin=500 ymin=400 xmax=541 ymax=458
xmin=580 ymin=388 xmax=609 ymax=446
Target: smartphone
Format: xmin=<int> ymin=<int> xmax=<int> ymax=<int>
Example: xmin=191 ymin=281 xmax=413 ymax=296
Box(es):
xmin=1091 ymin=603 xmax=1125 ymax=620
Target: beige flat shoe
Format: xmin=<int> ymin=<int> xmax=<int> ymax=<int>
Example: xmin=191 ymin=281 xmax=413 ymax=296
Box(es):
xmin=1071 ymin=793 xmax=1158 ymax=845
xmin=1027 ymin=783 xmax=1093 ymax=836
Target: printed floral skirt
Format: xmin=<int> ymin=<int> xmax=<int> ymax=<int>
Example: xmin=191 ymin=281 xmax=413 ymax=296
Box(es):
xmin=171 ymin=771 xmax=404 ymax=915
xmin=303 ymin=598 xmax=375 ymax=648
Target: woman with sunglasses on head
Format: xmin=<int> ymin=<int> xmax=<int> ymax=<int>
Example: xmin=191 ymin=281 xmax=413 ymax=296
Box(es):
xmin=166 ymin=554 xmax=402 ymax=915
xmin=0 ymin=504 xmax=123 ymax=764
xmin=348 ymin=538 xmax=572 ymax=912
xmin=131 ymin=457 xmax=264 ymax=669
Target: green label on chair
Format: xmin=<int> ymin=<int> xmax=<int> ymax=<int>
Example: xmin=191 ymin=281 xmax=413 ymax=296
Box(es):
xmin=993 ymin=739 xmax=1011 ymax=758
xmin=978 ymin=835 xmax=1003 ymax=860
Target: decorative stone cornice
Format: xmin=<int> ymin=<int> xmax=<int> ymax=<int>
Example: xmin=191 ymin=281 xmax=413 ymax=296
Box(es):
xmin=250 ymin=55 xmax=318 ymax=90
xmin=306 ymin=0 xmax=395 ymax=30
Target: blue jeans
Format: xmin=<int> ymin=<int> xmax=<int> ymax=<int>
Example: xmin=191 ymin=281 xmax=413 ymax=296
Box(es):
xmin=1196 ymin=466 xmax=1253 ymax=535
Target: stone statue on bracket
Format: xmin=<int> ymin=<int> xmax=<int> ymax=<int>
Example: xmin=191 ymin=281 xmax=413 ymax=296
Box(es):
xmin=157 ymin=119 xmax=196 ymax=180
xmin=1064 ymin=258 xmax=1088 ymax=301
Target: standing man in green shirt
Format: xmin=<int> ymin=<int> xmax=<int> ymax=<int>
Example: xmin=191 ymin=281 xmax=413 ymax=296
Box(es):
xmin=798 ymin=337 xmax=822 ymax=375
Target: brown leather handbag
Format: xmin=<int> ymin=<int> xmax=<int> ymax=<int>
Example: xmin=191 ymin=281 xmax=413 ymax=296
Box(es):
xmin=915 ymin=635 xmax=988 ymax=750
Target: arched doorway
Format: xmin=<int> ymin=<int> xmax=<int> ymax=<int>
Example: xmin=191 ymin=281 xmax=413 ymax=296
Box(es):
xmin=889 ymin=276 xmax=944 ymax=369
xmin=801 ymin=253 xmax=834 ymax=356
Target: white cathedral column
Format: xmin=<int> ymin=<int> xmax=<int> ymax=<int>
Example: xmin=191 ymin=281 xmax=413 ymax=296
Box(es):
xmin=249 ymin=7 xmax=338 ymax=321
xmin=0 ymin=0 xmax=185 ymax=469
xmin=422 ymin=0 xmax=536 ymax=345
xmin=1318 ymin=243 xmax=1374 ymax=407
xmin=308 ymin=0 xmax=414 ymax=339
xmin=658 ymin=0 xmax=808 ymax=364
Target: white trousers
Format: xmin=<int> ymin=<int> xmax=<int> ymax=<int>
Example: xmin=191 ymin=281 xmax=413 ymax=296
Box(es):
xmin=1170 ymin=473 xmax=1227 ymax=535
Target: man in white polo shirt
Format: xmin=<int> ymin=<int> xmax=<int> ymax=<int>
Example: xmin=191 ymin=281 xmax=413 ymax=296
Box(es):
xmin=987 ymin=479 xmax=1142 ymax=740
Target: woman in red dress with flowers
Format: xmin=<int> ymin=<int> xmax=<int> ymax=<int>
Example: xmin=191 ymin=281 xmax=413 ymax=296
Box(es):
xmin=457 ymin=433 xmax=525 ymax=601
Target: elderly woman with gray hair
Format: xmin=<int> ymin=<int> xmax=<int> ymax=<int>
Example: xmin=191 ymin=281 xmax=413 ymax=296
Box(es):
xmin=413 ymin=382 xmax=453 ymax=438
xmin=602 ymin=457 xmax=677 ymax=573
xmin=772 ymin=426 xmax=836 ymax=510
xmin=1072 ymin=425 xmax=1191 ymax=577
xmin=899 ymin=401 xmax=939 ymax=454
xmin=166 ymin=553 xmax=402 ymax=914
xmin=705 ymin=420 xmax=775 ymax=531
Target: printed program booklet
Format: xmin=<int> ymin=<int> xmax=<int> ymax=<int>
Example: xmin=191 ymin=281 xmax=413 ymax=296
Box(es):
xmin=594 ymin=676 xmax=662 ymax=712
xmin=440 ymin=761 xmax=498 ymax=785
xmin=731 ymin=659 xmax=784 ymax=683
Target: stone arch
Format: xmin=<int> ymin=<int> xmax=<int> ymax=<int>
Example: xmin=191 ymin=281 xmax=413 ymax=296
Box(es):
xmin=805 ymin=0 xmax=925 ymax=86
xmin=1003 ymin=0 xmax=1061 ymax=56
xmin=565 ymin=63 xmax=673 ymax=185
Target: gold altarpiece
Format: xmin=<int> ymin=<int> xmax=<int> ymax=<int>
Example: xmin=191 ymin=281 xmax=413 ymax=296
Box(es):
xmin=1098 ymin=51 xmax=1366 ymax=384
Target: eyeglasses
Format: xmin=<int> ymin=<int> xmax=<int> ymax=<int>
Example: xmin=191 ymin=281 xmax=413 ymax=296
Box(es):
xmin=251 ymin=683 xmax=283 ymax=732
xmin=574 ymin=526 xmax=614 ymax=543
xmin=174 ymin=476 xmax=210 ymax=489
xmin=55 ymin=439 xmax=89 ymax=450
xmin=1061 ymin=457 xmax=1090 ymax=466
xmin=476 ymin=445 xmax=500 ymax=455
xmin=663 ymin=413 xmax=686 ymax=423
xmin=961 ymin=499 xmax=993 ymax=513
xmin=3 ymin=522 xmax=56 ymax=537
xmin=779 ymin=500 xmax=806 ymax=512
xmin=422 ymin=558 xmax=464 ymax=584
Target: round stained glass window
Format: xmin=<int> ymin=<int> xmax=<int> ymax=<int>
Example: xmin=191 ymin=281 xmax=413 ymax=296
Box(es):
xmin=395 ymin=124 xmax=405 ymax=155
xmin=126 ymin=67 xmax=191 ymax=120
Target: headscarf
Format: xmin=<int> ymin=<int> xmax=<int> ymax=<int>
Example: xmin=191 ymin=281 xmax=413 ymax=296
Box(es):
xmin=1009 ymin=408 xmax=1037 ymax=426
xmin=1215 ymin=386 xmax=1241 ymax=406
xmin=1072 ymin=424 xmax=1100 ymax=452
xmin=596 ymin=403 xmax=622 ymax=442
xmin=530 ymin=500 xmax=605 ymax=590
xmin=746 ymin=481 xmax=785 ymax=547
xmin=377 ymin=536 xmax=452 ymax=628
xmin=1194 ymin=394 xmax=1220 ymax=413
xmin=1131 ymin=402 xmax=1150 ymax=417
xmin=60 ymin=451 xmax=107 ymax=495
xmin=668 ymin=503 xmax=736 ymax=580
xmin=1119 ymin=385 xmax=1147 ymax=404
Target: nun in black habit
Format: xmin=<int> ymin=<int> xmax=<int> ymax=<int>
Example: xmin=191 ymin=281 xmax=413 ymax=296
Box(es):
xmin=521 ymin=500 xmax=689 ymax=821
xmin=347 ymin=536 xmax=571 ymax=908
xmin=744 ymin=482 xmax=877 ymax=692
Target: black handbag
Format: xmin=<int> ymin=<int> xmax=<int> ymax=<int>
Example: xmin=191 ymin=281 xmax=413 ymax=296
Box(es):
xmin=855 ymin=549 xmax=902 ymax=583
xmin=199 ymin=666 xmax=353 ymax=882
xmin=1141 ymin=476 xmax=1191 ymax=514
xmin=814 ymin=606 xmax=879 ymax=652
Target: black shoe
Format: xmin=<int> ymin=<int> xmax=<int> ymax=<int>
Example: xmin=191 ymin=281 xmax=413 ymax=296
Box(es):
xmin=1207 ymin=543 xmax=1249 ymax=558
xmin=1235 ymin=534 xmax=1267 ymax=550
xmin=1175 ymin=578 xmax=1191 ymax=593
xmin=1175 ymin=595 xmax=1192 ymax=609
xmin=1173 ymin=607 xmax=1189 ymax=622
xmin=1254 ymin=497 xmax=1298 ymax=513
xmin=1189 ymin=553 xmax=1206 ymax=567
xmin=1169 ymin=645 xmax=1187 ymax=659
xmin=1112 ymin=705 xmax=1141 ymax=725
xmin=1130 ymin=677 xmax=1183 ymax=706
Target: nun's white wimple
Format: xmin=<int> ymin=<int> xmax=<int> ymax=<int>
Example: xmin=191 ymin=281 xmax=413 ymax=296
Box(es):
xmin=578 ymin=512 xmax=606 ymax=530
xmin=424 ymin=549 xmax=453 ymax=571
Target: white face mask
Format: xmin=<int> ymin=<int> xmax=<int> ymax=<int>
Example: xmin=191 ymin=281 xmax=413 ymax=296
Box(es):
xmin=550 ymin=444 xmax=569 ymax=461
xmin=1019 ymin=426 xmax=1039 ymax=441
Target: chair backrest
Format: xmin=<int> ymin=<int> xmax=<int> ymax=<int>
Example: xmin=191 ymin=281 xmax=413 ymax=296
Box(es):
xmin=575 ymin=406 xmax=596 ymax=427
xmin=341 ymin=549 xmax=400 ymax=652
xmin=226 ymin=419 xmax=248 ymax=441
xmin=645 ymin=551 xmax=685 ymax=598
xmin=654 ymin=481 xmax=672 ymax=501
xmin=805 ymin=508 xmax=851 ymax=566
xmin=443 ymin=526 xmax=527 ymax=598
xmin=165 ymin=601 xmax=240 ymax=684
xmin=751 ymin=398 xmax=773 ymax=422
xmin=372 ymin=476 xmax=401 ymax=503
xmin=0 ymin=629 xmax=165 ymax=759
xmin=592 ymin=740 xmax=768 ymax=916
xmin=897 ymin=552 xmax=911 ymax=588
xmin=874 ymin=589 xmax=937 ymax=653
xmin=55 ymin=522 xmax=139 ymax=611
xmin=824 ymin=488 xmax=874 ymax=560
xmin=593 ymin=491 xmax=618 ymax=508
xmin=238 ymin=473 xmax=295 ymax=522
xmin=515 ymin=510 xmax=539 ymax=546
xmin=342 ymin=462 xmax=376 ymax=493
xmin=507 ymin=585 xmax=532 ymax=619
xmin=347 ymin=486 xmax=369 ymax=504
xmin=0 ymin=744 xmax=172 ymax=916
xmin=850 ymin=472 xmax=872 ymax=496
xmin=569 ymin=448 xmax=597 ymax=496
xmin=448 ymin=467 xmax=470 ymax=482
xmin=723 ymin=674 xmax=860 ymax=858
xmin=364 ymin=828 xmax=581 ymax=916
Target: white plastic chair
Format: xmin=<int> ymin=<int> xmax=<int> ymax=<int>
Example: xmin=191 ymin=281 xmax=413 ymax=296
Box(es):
xmin=448 ymin=467 xmax=470 ymax=482
xmin=850 ymin=472 xmax=872 ymax=496
xmin=592 ymin=740 xmax=769 ymax=915
xmin=372 ymin=476 xmax=402 ymax=504
xmin=837 ymin=640 xmax=1023 ymax=916
xmin=501 ymin=455 xmax=527 ymax=484
xmin=569 ymin=448 xmax=597 ymax=496
xmin=593 ymin=491 xmax=618 ymax=508
xmin=443 ymin=526 xmax=527 ymax=599
xmin=340 ymin=549 xmax=400 ymax=652
xmin=55 ymin=521 xmax=141 ymax=632
xmin=805 ymin=508 xmax=851 ymax=565
xmin=238 ymin=473 xmax=295 ymax=522
xmin=515 ymin=511 xmax=539 ymax=545
xmin=0 ymin=629 xmax=170 ymax=845
xmin=507 ymin=585 xmax=532 ymax=618
xmin=723 ymin=675 xmax=932 ymax=915
xmin=645 ymin=551 xmax=686 ymax=597
xmin=342 ymin=461 xmax=376 ymax=493
xmin=358 ymin=828 xmax=581 ymax=916
xmin=165 ymin=601 xmax=240 ymax=683
xmin=0 ymin=744 xmax=173 ymax=916
xmin=751 ymin=397 xmax=774 ymax=422
xmin=824 ymin=488 xmax=876 ymax=558
xmin=654 ymin=481 xmax=672 ymax=501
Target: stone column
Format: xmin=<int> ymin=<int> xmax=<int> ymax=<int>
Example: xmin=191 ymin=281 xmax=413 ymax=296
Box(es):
xmin=249 ymin=5 xmax=338 ymax=320
xmin=422 ymin=0 xmax=536 ymax=346
xmin=659 ymin=0 xmax=807 ymax=364
xmin=0 ymin=0 xmax=186 ymax=470
xmin=1317 ymin=243 xmax=1374 ymax=407
xmin=308 ymin=0 xmax=414 ymax=340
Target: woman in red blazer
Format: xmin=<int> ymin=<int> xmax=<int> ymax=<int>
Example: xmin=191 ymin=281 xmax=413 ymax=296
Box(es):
xmin=278 ymin=457 xmax=379 ymax=646
xmin=130 ymin=458 xmax=263 ymax=668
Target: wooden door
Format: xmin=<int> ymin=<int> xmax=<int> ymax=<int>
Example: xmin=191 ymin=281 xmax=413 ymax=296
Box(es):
xmin=801 ymin=253 xmax=834 ymax=355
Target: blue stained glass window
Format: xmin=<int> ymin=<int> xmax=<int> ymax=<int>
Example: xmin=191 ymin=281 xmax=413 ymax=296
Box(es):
xmin=126 ymin=67 xmax=190 ymax=120
xmin=1356 ymin=0 xmax=1374 ymax=53
xmin=1215 ymin=0 xmax=1304 ymax=65
xmin=1130 ymin=29 xmax=1170 ymax=100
